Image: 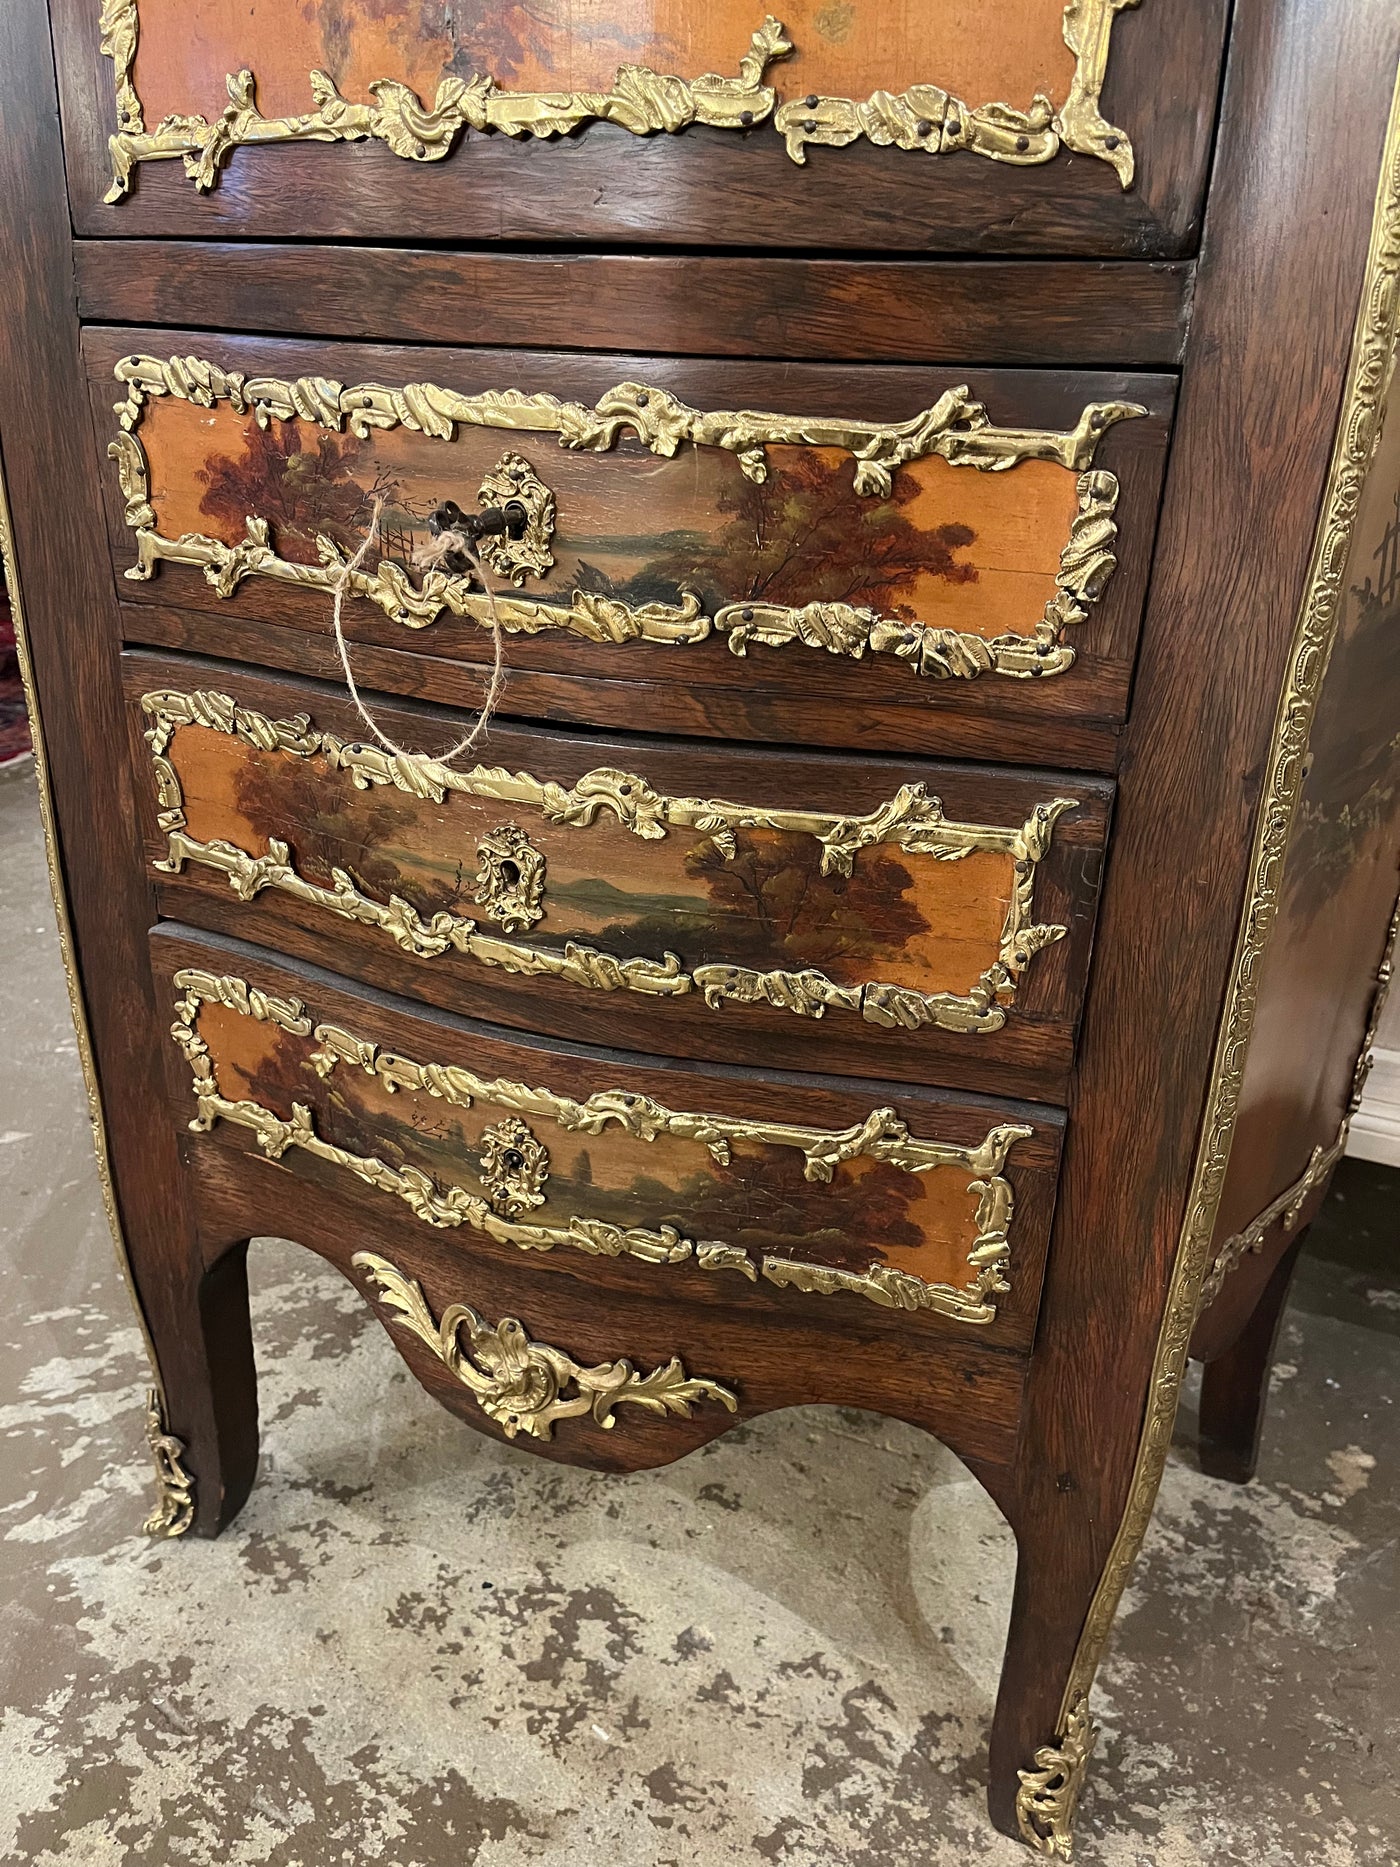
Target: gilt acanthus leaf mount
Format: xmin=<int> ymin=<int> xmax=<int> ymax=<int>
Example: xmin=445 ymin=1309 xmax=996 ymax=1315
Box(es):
xmin=99 ymin=3 xmax=1140 ymax=198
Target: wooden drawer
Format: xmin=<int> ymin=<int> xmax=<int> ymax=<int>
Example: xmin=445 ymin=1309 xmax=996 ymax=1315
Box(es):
xmin=195 ymin=1127 xmax=1034 ymax=1471
xmin=59 ymin=0 xmax=1228 ymax=255
xmin=92 ymin=329 xmax=1173 ymax=765
xmin=150 ymin=924 xmax=1066 ymax=1371
xmin=127 ymin=652 xmax=1112 ymax=1102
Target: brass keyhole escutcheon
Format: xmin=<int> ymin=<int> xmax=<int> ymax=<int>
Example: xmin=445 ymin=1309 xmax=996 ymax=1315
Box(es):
xmin=474 ymin=825 xmax=545 ymax=932
xmin=473 ymin=452 xmax=556 ymax=586
xmin=424 ymin=456 xmax=554 ymax=586
xmin=478 ymin=1117 xmax=550 ymax=1218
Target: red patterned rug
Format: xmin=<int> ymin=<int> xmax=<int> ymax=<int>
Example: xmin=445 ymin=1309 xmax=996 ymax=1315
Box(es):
xmin=0 ymin=582 xmax=33 ymax=770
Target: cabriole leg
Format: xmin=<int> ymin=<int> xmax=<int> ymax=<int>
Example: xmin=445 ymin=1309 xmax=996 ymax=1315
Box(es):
xmin=135 ymin=1237 xmax=259 ymax=1539
xmin=986 ymin=1502 xmax=1114 ymax=1856
xmin=1197 ymin=1230 xmax=1307 ymax=1484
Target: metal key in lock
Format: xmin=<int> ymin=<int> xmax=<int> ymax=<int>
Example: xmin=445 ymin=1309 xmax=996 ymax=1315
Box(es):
xmin=428 ymin=452 xmax=557 ymax=586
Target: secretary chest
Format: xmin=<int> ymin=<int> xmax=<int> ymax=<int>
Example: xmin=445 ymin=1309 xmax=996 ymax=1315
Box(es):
xmin=2 ymin=2 xmax=1398 ymax=1854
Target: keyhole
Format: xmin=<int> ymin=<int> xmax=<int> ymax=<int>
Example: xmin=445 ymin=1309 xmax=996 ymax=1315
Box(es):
xmin=502 ymin=1149 xmax=525 ymax=1174
xmin=498 ymin=859 xmax=521 ymax=889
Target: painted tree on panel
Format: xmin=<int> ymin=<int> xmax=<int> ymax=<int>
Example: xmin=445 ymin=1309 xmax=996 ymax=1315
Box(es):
xmin=654 ymin=452 xmax=980 ymax=615
xmin=681 ymin=830 xmax=932 ymax=967
xmin=196 ymin=421 xmax=409 ymax=567
xmin=583 ymin=829 xmax=932 ymax=973
xmin=546 ymin=1151 xmax=930 ymax=1267
xmin=311 ymin=0 xmax=556 ymax=86
xmin=203 ymin=1009 xmax=933 ymax=1269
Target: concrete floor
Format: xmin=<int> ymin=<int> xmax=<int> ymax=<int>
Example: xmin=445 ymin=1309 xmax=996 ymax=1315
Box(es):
xmin=0 ymin=762 xmax=1396 ymax=1867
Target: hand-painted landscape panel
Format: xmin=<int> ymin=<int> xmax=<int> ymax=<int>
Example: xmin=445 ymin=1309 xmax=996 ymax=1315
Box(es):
xmin=165 ymin=717 xmax=1017 ymax=1000
xmin=192 ymin=995 xmax=1001 ymax=1297
xmin=128 ymin=0 xmax=1077 ymax=129
xmin=136 ymin=390 xmax=1082 ymax=655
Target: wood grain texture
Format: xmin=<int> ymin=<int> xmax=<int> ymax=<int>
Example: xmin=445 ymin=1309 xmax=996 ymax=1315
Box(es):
xmin=985 ymin=0 xmax=1400 ymax=1833
xmin=137 ymin=385 xmax=1088 ymax=650
xmin=191 ymin=1138 xmax=1032 ymax=1473
xmin=122 ymin=599 xmax=1129 ymax=771
xmin=151 ymin=919 xmax=1065 ymax=1367
xmin=53 ymin=0 xmax=1229 ymax=254
xmin=14 ymin=0 xmax=1400 ymax=1849
xmin=124 ymin=650 xmax=1112 ymax=1102
xmin=74 ymin=244 xmax=1195 ymax=369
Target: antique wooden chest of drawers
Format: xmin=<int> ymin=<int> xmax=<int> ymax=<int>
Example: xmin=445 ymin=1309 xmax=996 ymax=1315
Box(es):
xmin=3 ymin=1 xmax=1399 ymax=1854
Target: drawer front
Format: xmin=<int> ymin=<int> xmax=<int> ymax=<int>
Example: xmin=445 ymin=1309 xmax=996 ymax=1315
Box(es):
xmin=68 ymin=1 xmax=1228 ymax=254
xmin=128 ymin=653 xmax=1113 ymax=1100
xmin=151 ymin=925 xmax=1066 ymax=1357
xmin=93 ymin=330 xmax=1173 ymax=756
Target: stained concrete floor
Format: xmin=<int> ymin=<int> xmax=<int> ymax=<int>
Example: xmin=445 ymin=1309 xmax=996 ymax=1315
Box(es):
xmin=0 ymin=761 xmax=1397 ymax=1867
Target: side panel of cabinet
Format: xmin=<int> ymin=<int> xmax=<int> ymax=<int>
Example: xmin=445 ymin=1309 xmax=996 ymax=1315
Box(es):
xmin=1193 ymin=353 xmax=1400 ymax=1353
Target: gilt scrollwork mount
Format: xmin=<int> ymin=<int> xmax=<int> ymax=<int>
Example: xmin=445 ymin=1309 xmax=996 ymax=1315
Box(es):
xmin=110 ymin=352 xmax=1140 ymax=685
xmin=714 ymin=466 xmax=1122 ymax=681
xmin=1016 ymin=1691 xmax=1098 ymax=1858
xmin=143 ymin=685 xmax=1076 ymax=1038
xmin=477 ymin=1115 xmax=550 ymax=1218
xmin=99 ymin=3 xmax=1139 ymax=201
xmin=170 ymin=966 xmax=1034 ymax=1325
xmin=1037 ymin=74 xmax=1400 ymax=1862
xmin=473 ymin=824 xmax=546 ymax=933
xmin=473 ymin=453 xmax=556 ymax=586
xmin=141 ymin=1385 xmax=196 ymax=1537
xmin=353 ymin=1251 xmax=737 ymax=1443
